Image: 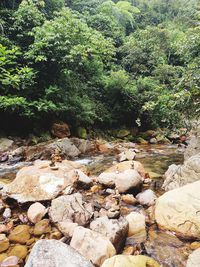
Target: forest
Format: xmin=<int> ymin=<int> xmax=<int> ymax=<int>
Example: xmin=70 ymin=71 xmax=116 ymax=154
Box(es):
xmin=0 ymin=0 xmax=200 ymax=133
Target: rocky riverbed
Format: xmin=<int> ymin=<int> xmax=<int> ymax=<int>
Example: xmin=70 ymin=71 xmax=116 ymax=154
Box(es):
xmin=0 ymin=127 xmax=199 ymax=267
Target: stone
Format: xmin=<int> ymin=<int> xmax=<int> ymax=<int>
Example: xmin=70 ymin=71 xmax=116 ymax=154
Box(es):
xmin=33 ymin=219 xmax=51 ymax=236
xmin=155 ymin=181 xmax=200 ymax=239
xmin=98 ymin=169 xmax=143 ymax=193
xmin=70 ymin=138 xmax=93 ymax=154
xmin=0 ymin=234 xmax=9 ymax=253
xmin=121 ymin=194 xmax=137 ymax=205
xmin=8 ymin=245 xmax=28 ymax=259
xmin=116 ymin=129 xmax=131 ymax=138
xmin=118 ymin=150 xmax=136 ymax=162
xmin=51 ymin=121 xmax=70 ymax=138
xmin=24 ymin=239 xmax=94 ymax=267
xmin=1 ymin=256 xmax=19 ymax=267
xmin=77 ymin=127 xmax=87 ymax=139
xmin=149 ymin=138 xmax=157 ymax=144
xmin=101 ymin=255 xmax=160 ymax=267
xmin=163 ymin=153 xmax=200 ymax=191
xmin=137 ymin=138 xmax=148 ymax=145
xmin=0 ymin=253 xmax=7 ymax=262
xmin=49 ymin=193 xmax=94 ymax=226
xmin=8 ymin=225 xmax=30 ymax=244
xmin=58 ymin=221 xmax=78 ymax=237
xmin=0 ymin=138 xmax=14 ymax=153
xmin=3 ymin=160 xmax=83 ymax=203
xmin=126 ymin=212 xmax=146 ymax=244
xmin=187 ymin=248 xmax=200 ymax=267
xmin=90 ymin=216 xmax=128 ymax=252
xmin=68 ymin=169 xmax=92 ymax=186
xmin=70 ymin=226 xmax=116 ymax=266
xmin=184 ymin=126 xmax=200 ymax=160
xmin=136 ymin=190 xmax=157 ymax=206
xmin=3 ymin=208 xmax=11 ymax=219
xmin=27 ymin=202 xmax=47 ymax=224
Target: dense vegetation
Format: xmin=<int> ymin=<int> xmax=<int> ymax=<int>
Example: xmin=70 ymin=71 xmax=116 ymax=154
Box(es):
xmin=0 ymin=0 xmax=199 ymax=133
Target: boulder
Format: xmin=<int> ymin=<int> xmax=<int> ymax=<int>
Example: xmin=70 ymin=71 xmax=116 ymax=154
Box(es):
xmin=58 ymin=221 xmax=78 ymax=237
xmin=3 ymin=160 xmax=83 ymax=203
xmin=33 ymin=219 xmax=51 ymax=236
xmin=67 ymin=169 xmax=92 ymax=186
xmin=27 ymin=202 xmax=47 ymax=224
xmin=70 ymin=138 xmax=94 ymax=154
xmin=70 ymin=226 xmax=116 ymax=266
xmin=0 ymin=234 xmax=9 ymax=253
xmin=8 ymin=245 xmax=28 ymax=259
xmin=101 ymin=255 xmax=160 ymax=267
xmin=51 ymin=121 xmax=70 ymax=138
xmin=49 ymin=193 xmax=94 ymax=226
xmin=136 ymin=190 xmax=157 ymax=206
xmin=25 ymin=239 xmax=94 ymax=267
xmin=116 ymin=129 xmax=131 ymax=138
xmin=8 ymin=225 xmax=30 ymax=244
xmin=163 ymin=153 xmax=200 ymax=191
xmin=0 ymin=138 xmax=14 ymax=153
xmin=155 ymin=181 xmax=200 ymax=239
xmin=184 ymin=126 xmax=200 ymax=160
xmin=118 ymin=150 xmax=136 ymax=162
xmin=126 ymin=212 xmax=146 ymax=244
xmin=187 ymin=248 xmax=200 ymax=267
xmin=90 ymin=216 xmax=128 ymax=252
xmin=98 ymin=169 xmax=142 ymax=194
xmin=77 ymin=127 xmax=87 ymax=139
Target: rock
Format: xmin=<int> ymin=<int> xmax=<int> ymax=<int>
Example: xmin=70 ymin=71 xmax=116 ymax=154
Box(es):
xmin=184 ymin=126 xmax=200 ymax=160
xmin=58 ymin=221 xmax=78 ymax=237
xmin=97 ymin=142 xmax=117 ymax=154
xmin=3 ymin=160 xmax=83 ymax=203
xmin=27 ymin=202 xmax=47 ymax=224
xmin=0 ymin=234 xmax=9 ymax=253
xmin=51 ymin=121 xmax=70 ymax=138
xmin=136 ymin=190 xmax=157 ymax=206
xmin=0 ymin=138 xmax=14 ymax=153
xmin=101 ymin=255 xmax=160 ymax=267
xmin=70 ymin=138 xmax=93 ymax=154
xmin=24 ymin=239 xmax=94 ymax=267
xmin=68 ymin=169 xmax=92 ymax=186
xmin=90 ymin=216 xmax=128 ymax=252
xmin=8 ymin=225 xmax=30 ymax=244
xmin=126 ymin=212 xmax=146 ymax=244
xmin=70 ymin=226 xmax=116 ymax=266
xmin=98 ymin=169 xmax=143 ymax=193
xmin=121 ymin=194 xmax=137 ymax=205
xmin=77 ymin=127 xmax=87 ymax=139
xmin=3 ymin=208 xmax=11 ymax=219
xmin=8 ymin=245 xmax=28 ymax=259
xmin=0 ymin=253 xmax=7 ymax=262
xmin=163 ymin=153 xmax=200 ymax=191
xmin=33 ymin=219 xmax=51 ymax=236
xmin=1 ymin=256 xmax=19 ymax=267
xmin=155 ymin=180 xmax=200 ymax=239
xmin=149 ymin=138 xmax=157 ymax=144
xmin=187 ymin=248 xmax=200 ymax=267
xmin=49 ymin=193 xmax=94 ymax=226
xmin=137 ymin=138 xmax=148 ymax=145
xmin=116 ymin=129 xmax=131 ymax=138
xmin=118 ymin=150 xmax=136 ymax=162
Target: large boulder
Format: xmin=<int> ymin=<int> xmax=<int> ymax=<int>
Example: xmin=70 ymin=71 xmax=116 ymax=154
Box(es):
xmin=0 ymin=138 xmax=14 ymax=153
xmin=184 ymin=126 xmax=200 ymax=160
xmin=162 ymin=153 xmax=200 ymax=191
xmin=101 ymin=255 xmax=160 ymax=267
xmin=155 ymin=181 xmax=200 ymax=239
xmin=51 ymin=121 xmax=71 ymax=138
xmin=70 ymin=226 xmax=116 ymax=266
xmin=187 ymin=248 xmax=200 ymax=267
xmin=25 ymin=239 xmax=94 ymax=267
xmin=49 ymin=193 xmax=94 ymax=226
xmin=3 ymin=160 xmax=84 ymax=203
xmin=90 ymin=216 xmax=128 ymax=252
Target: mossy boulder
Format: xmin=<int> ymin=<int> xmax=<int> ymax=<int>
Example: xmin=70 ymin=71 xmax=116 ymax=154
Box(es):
xmin=77 ymin=127 xmax=87 ymax=139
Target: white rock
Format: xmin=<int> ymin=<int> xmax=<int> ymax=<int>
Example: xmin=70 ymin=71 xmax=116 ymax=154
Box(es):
xmin=187 ymin=248 xmax=200 ymax=267
xmin=3 ymin=208 xmax=11 ymax=219
xmin=136 ymin=190 xmax=157 ymax=206
xmin=27 ymin=202 xmax=47 ymax=224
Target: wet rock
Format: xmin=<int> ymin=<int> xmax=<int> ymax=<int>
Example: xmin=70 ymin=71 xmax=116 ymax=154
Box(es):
xmin=0 ymin=234 xmax=9 ymax=253
xmin=163 ymin=153 xmax=200 ymax=191
xmin=187 ymin=248 xmax=200 ymax=267
xmin=1 ymin=256 xmax=19 ymax=267
xmin=51 ymin=121 xmax=70 ymax=138
xmin=90 ymin=216 xmax=128 ymax=252
xmin=27 ymin=202 xmax=47 ymax=224
xmin=49 ymin=193 xmax=94 ymax=226
xmin=70 ymin=226 xmax=116 ymax=266
xmin=25 ymin=239 xmax=94 ymax=267
xmin=126 ymin=212 xmax=147 ymax=245
xmin=101 ymin=255 xmax=160 ymax=267
xmin=3 ymin=208 xmax=11 ymax=220
xmin=33 ymin=219 xmax=51 ymax=236
xmin=121 ymin=194 xmax=137 ymax=205
xmin=8 ymin=245 xmax=28 ymax=259
xmin=155 ymin=181 xmax=200 ymax=239
xmin=58 ymin=221 xmax=78 ymax=237
xmin=118 ymin=150 xmax=136 ymax=162
xmin=0 ymin=253 xmax=7 ymax=262
xmin=184 ymin=126 xmax=200 ymax=160
xmin=8 ymin=225 xmax=30 ymax=244
xmin=3 ymin=160 xmax=83 ymax=203
xmin=0 ymin=138 xmax=14 ymax=153
xmin=136 ymin=190 xmax=157 ymax=206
